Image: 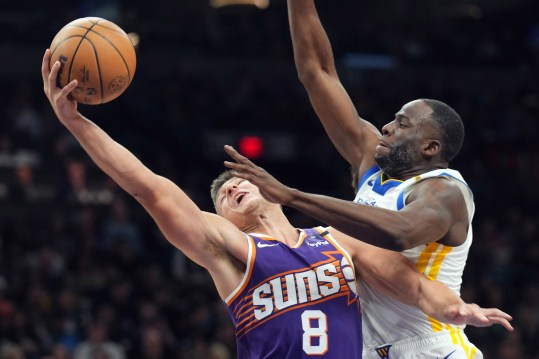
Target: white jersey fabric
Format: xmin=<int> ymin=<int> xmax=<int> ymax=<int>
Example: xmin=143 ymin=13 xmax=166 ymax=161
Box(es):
xmin=354 ymin=165 xmax=479 ymax=358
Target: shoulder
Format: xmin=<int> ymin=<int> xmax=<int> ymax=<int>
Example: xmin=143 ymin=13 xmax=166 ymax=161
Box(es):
xmin=407 ymin=176 xmax=465 ymax=204
xmin=203 ymin=212 xmax=250 ymax=264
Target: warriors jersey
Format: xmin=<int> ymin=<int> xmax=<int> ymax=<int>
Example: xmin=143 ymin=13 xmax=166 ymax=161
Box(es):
xmin=225 ymin=227 xmax=362 ymax=359
xmin=353 ymin=165 xmax=475 ymax=349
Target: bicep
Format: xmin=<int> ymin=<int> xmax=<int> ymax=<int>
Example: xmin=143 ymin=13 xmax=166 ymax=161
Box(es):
xmin=399 ymin=180 xmax=466 ymax=247
xmin=303 ymin=72 xmax=380 ymax=169
xmin=135 ymin=175 xmax=247 ymax=269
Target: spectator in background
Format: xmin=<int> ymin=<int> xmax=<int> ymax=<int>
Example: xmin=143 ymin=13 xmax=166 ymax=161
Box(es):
xmin=73 ymin=322 xmax=124 ymax=359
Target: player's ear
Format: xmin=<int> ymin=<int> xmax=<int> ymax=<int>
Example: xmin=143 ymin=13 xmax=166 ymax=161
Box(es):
xmin=422 ymin=139 xmax=441 ymax=158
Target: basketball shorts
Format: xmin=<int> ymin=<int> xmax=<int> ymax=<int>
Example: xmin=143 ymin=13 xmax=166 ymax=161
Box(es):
xmin=362 ymin=330 xmax=483 ymax=359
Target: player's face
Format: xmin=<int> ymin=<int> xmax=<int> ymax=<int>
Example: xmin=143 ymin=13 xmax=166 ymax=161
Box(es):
xmin=216 ymin=177 xmax=270 ymax=227
xmin=375 ymin=100 xmax=434 ymax=177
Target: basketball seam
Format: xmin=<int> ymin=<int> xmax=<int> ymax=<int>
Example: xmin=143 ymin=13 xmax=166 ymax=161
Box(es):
xmin=71 ymin=22 xmax=104 ymax=104
xmin=84 ymin=18 xmax=133 ymax=90
xmin=93 ymin=24 xmax=128 ymax=36
xmin=66 ymin=25 xmax=95 ymax=85
xmin=50 ymin=35 xmax=84 ymax=62
xmin=84 ymin=29 xmax=133 ymax=84
xmin=85 ymin=18 xmax=127 ymax=36
xmin=83 ymin=38 xmax=104 ymax=104
xmin=50 ymin=19 xmax=133 ymax=104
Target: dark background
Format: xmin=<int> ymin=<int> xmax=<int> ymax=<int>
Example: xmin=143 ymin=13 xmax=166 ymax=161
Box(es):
xmin=0 ymin=0 xmax=538 ymax=358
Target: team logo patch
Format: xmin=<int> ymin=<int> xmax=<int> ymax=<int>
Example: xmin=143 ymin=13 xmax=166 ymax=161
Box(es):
xmin=375 ymin=344 xmax=392 ymax=359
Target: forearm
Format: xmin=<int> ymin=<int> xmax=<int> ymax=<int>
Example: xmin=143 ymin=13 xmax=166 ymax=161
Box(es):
xmin=288 ymin=190 xmax=410 ymax=250
xmin=62 ymin=113 xmax=157 ymax=199
xmin=357 ymin=247 xmax=462 ymax=323
xmin=417 ymin=277 xmax=463 ymax=322
xmin=288 ymin=0 xmax=336 ymax=82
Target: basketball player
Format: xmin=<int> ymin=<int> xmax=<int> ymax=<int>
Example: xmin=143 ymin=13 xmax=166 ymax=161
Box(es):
xmin=42 ymin=50 xmax=511 ymax=359
xmin=222 ymin=1 xmax=495 ymax=358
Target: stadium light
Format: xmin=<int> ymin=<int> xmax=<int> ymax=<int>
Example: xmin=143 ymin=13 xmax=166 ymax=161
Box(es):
xmin=210 ymin=0 xmax=269 ymax=9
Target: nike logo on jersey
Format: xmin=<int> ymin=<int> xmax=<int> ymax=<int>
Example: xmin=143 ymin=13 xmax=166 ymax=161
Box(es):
xmin=440 ymin=350 xmax=456 ymax=359
xmin=257 ymin=242 xmax=279 ymax=248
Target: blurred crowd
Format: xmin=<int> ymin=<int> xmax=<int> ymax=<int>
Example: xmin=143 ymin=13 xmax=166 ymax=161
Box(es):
xmin=1 ymin=0 xmax=538 ymax=358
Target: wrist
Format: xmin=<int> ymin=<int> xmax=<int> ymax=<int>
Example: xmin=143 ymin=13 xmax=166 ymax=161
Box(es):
xmin=286 ymin=188 xmax=306 ymax=207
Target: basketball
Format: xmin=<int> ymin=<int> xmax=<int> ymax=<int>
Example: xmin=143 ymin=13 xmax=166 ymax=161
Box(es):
xmin=49 ymin=17 xmax=137 ymax=105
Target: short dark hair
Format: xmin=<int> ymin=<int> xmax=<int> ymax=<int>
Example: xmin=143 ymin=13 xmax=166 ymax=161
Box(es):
xmin=422 ymin=99 xmax=465 ymax=162
xmin=210 ymin=170 xmax=235 ymax=210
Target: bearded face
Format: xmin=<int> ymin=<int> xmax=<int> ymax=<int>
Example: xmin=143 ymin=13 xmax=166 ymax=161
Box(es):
xmin=374 ymin=139 xmax=417 ymax=178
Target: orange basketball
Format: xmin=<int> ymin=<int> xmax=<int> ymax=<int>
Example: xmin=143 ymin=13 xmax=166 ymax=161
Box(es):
xmin=49 ymin=17 xmax=136 ymax=105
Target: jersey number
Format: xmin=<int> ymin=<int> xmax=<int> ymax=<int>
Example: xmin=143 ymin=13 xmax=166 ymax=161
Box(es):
xmin=301 ymin=310 xmax=328 ymax=355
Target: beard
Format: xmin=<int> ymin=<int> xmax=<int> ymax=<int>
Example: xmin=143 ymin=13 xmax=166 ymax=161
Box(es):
xmin=375 ymin=142 xmax=416 ymax=178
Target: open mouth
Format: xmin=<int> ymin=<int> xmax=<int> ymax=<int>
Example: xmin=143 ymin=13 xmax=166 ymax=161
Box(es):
xmin=235 ymin=192 xmax=247 ymax=205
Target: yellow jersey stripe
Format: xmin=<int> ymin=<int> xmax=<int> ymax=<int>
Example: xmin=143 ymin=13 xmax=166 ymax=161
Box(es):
xmin=456 ymin=328 xmax=477 ymax=358
xmin=446 ymin=324 xmax=459 ymax=344
xmin=427 ymin=316 xmax=443 ymax=332
xmin=418 ymin=243 xmax=453 ymax=332
xmin=416 ymin=242 xmax=440 ymax=274
xmin=427 ymin=245 xmax=453 ymax=280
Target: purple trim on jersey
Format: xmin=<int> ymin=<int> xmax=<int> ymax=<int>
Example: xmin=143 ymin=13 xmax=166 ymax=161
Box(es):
xmin=225 ymin=228 xmax=362 ymax=359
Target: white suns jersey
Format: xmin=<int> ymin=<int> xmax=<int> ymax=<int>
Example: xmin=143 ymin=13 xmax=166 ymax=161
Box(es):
xmin=353 ymin=166 xmax=475 ymax=349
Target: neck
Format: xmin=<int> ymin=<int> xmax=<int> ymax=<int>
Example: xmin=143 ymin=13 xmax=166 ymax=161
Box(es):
xmin=242 ymin=210 xmax=299 ymax=247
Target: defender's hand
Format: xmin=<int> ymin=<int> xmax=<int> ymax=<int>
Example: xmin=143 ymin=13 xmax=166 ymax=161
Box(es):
xmin=224 ymin=145 xmax=296 ymax=205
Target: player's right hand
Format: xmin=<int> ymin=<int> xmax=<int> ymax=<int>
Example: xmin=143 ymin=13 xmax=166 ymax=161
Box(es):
xmin=444 ymin=303 xmax=514 ymax=331
xmin=41 ymin=48 xmax=79 ymax=124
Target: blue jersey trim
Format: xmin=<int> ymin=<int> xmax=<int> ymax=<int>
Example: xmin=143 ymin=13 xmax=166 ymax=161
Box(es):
xmin=372 ymin=175 xmax=402 ymax=195
xmin=358 ymin=165 xmax=380 ymax=190
xmin=396 ymin=191 xmax=405 ymax=210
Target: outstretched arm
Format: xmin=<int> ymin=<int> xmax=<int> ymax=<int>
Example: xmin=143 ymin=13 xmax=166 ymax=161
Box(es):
xmin=42 ymin=50 xmax=247 ymax=288
xmin=288 ymin=0 xmax=380 ymax=178
xmin=225 ymin=145 xmax=463 ymax=250
xmin=329 ymin=228 xmax=514 ymax=331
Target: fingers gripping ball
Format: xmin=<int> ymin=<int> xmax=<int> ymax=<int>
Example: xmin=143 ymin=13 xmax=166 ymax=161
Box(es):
xmin=50 ymin=17 xmax=136 ymax=105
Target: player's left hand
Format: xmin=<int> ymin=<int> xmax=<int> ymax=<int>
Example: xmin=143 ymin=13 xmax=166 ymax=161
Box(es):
xmin=224 ymin=145 xmax=296 ymax=205
xmin=443 ymin=303 xmax=514 ymax=331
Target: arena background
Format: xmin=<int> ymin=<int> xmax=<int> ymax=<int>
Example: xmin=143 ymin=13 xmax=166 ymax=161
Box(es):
xmin=1 ymin=0 xmax=538 ymax=358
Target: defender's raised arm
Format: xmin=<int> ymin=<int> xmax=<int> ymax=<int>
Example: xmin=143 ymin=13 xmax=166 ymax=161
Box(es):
xmin=288 ymin=0 xmax=380 ymax=178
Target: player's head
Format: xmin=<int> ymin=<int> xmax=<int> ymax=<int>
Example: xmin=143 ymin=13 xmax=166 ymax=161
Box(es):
xmin=211 ymin=170 xmax=280 ymax=229
xmin=375 ymin=99 xmax=464 ymax=177
xmin=211 ymin=170 xmax=236 ymax=211
xmin=421 ymin=98 xmax=464 ymax=163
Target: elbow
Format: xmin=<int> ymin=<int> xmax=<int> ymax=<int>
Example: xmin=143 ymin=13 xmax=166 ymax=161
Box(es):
xmin=296 ymin=64 xmax=333 ymax=88
xmin=387 ymin=222 xmax=417 ymax=251
xmin=130 ymin=186 xmax=155 ymax=205
xmin=392 ymin=226 xmax=414 ymax=250
xmin=296 ymin=67 xmax=318 ymax=87
xmin=128 ymin=176 xmax=161 ymax=205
